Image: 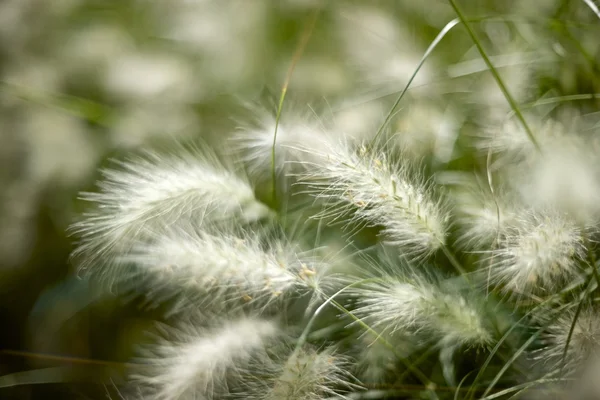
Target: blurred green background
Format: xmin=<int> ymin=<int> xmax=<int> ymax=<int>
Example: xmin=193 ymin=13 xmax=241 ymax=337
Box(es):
xmin=0 ymin=0 xmax=598 ymax=398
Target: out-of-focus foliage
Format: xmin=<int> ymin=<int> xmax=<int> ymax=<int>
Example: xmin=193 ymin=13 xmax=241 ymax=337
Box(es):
xmin=1 ymin=0 xmax=600 ymax=399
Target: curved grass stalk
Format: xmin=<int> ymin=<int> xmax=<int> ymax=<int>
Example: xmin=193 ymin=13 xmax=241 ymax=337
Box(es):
xmin=465 ymin=290 xmax=581 ymax=400
xmin=369 ymin=18 xmax=460 ymax=146
xmin=271 ymin=8 xmax=321 ymax=205
xmin=299 ymin=282 xmax=439 ymax=399
xmin=448 ymin=0 xmax=541 ymax=152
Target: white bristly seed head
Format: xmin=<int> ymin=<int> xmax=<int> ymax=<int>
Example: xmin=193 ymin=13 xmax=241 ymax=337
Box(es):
xmin=350 ymin=274 xmax=491 ymax=348
xmin=299 ymin=141 xmax=448 ymax=260
xmin=355 ymin=330 xmax=422 ymax=384
xmin=248 ymin=349 xmax=356 ymax=400
xmin=483 ymin=209 xmax=586 ymax=295
xmin=476 ymin=116 xmax=600 ymax=223
xmin=351 ymin=279 xmax=433 ymax=335
xmin=431 ymin=290 xmax=492 ymax=347
xmin=70 ymin=148 xmax=270 ymax=272
xmin=122 ymin=225 xmax=323 ymax=308
xmin=132 ymin=317 xmax=279 ymax=400
xmin=232 ymin=105 xmax=331 ymax=179
xmin=446 ymin=176 xmax=517 ymax=250
xmin=536 ymin=305 xmax=600 ymax=377
xmin=515 ymin=134 xmax=600 ymax=225
xmin=237 ymin=347 xmax=356 ymax=400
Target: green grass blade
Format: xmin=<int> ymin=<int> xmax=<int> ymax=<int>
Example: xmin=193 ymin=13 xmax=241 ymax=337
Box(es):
xmin=448 ymin=0 xmax=541 ymax=151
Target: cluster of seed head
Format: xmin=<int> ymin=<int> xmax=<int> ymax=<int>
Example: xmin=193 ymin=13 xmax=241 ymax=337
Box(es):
xmin=71 ymin=99 xmax=600 ymax=399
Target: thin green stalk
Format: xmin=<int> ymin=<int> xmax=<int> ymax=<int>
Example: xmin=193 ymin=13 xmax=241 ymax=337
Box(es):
xmin=298 ymin=282 xmax=438 ymax=397
xmin=448 ymin=0 xmax=541 ymax=152
xmin=370 ymin=18 xmax=460 ymax=146
xmin=328 ymin=298 xmax=439 ymax=400
xmin=271 ymin=8 xmax=320 ymax=205
xmin=271 ymin=92 xmax=287 ymax=205
xmin=479 ymin=377 xmax=568 ymax=400
xmin=560 ymin=276 xmax=593 ymax=373
xmin=560 ymin=239 xmax=598 ymax=371
xmin=0 ymin=81 xmax=111 ymax=125
xmin=293 ymin=278 xmax=377 ymax=354
xmin=440 ymin=244 xmax=469 ymax=277
xmin=520 ymin=93 xmax=600 ymax=111
xmin=466 ymin=296 xmax=574 ymax=400
xmin=481 ymin=325 xmax=547 ymax=399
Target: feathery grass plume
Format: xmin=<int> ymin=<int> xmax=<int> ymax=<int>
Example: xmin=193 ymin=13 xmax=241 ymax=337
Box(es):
xmin=513 ymin=122 xmax=600 ymax=224
xmin=482 ymin=208 xmax=586 ymax=295
xmin=329 ymin=100 xmax=385 ymax=142
xmin=535 ymin=304 xmax=600 ymax=378
xmin=348 ymin=268 xmax=491 ymax=348
xmin=439 ymin=172 xmax=517 ymax=250
xmin=132 ymin=316 xmax=279 ymax=400
xmin=103 ymin=51 xmax=196 ymax=103
xmin=121 ymin=223 xmax=325 ymax=310
xmin=70 ymin=147 xmax=270 ymax=271
xmin=235 ymin=346 xmax=356 ymax=400
xmin=298 ymin=140 xmax=448 ymax=260
xmin=472 ymin=116 xmax=569 ymax=171
xmin=350 ymin=278 xmax=433 ymax=335
xmin=476 ymin=116 xmax=600 ymax=222
xmin=355 ymin=330 xmax=421 ymax=384
xmin=232 ymin=101 xmax=331 ymax=181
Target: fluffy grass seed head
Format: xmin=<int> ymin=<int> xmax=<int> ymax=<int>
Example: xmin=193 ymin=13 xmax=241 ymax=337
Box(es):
xmin=350 ymin=278 xmax=433 ymax=335
xmin=483 ymin=209 xmax=586 ymax=295
xmin=355 ymin=330 xmax=422 ymax=384
xmin=232 ymin=103 xmax=332 ymax=180
xmin=515 ymin=130 xmax=600 ymax=224
xmin=349 ymin=273 xmax=491 ymax=348
xmin=236 ymin=346 xmax=356 ymax=400
xmin=122 ymin=224 xmax=324 ymax=310
xmin=132 ymin=317 xmax=279 ymax=400
xmin=70 ymin=148 xmax=270 ymax=272
xmin=299 ymin=140 xmax=448 ymax=260
xmin=476 ymin=116 xmax=600 ymax=223
xmin=535 ymin=305 xmax=600 ymax=376
xmin=442 ymin=172 xmax=517 ymax=250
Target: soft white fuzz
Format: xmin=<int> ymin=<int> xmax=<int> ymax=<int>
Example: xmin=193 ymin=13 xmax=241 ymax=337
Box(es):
xmin=133 ymin=317 xmax=279 ymax=400
xmin=484 ymin=209 xmax=585 ymax=295
xmin=71 ymin=149 xmax=269 ymax=270
xmin=351 ymin=276 xmax=491 ymax=348
xmin=477 ymin=117 xmax=600 ymax=223
xmin=516 ymin=136 xmax=600 ymax=224
xmin=336 ymin=4 xmax=433 ymax=91
xmin=355 ymin=330 xmax=421 ymax=384
xmin=233 ymin=106 xmax=331 ymax=179
xmin=447 ymin=177 xmax=516 ymax=250
xmin=300 ymin=141 xmax=448 ymax=260
xmin=123 ymin=225 xmax=322 ymax=306
xmin=243 ymin=347 xmax=355 ymax=400
xmin=537 ymin=306 xmax=600 ymax=377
